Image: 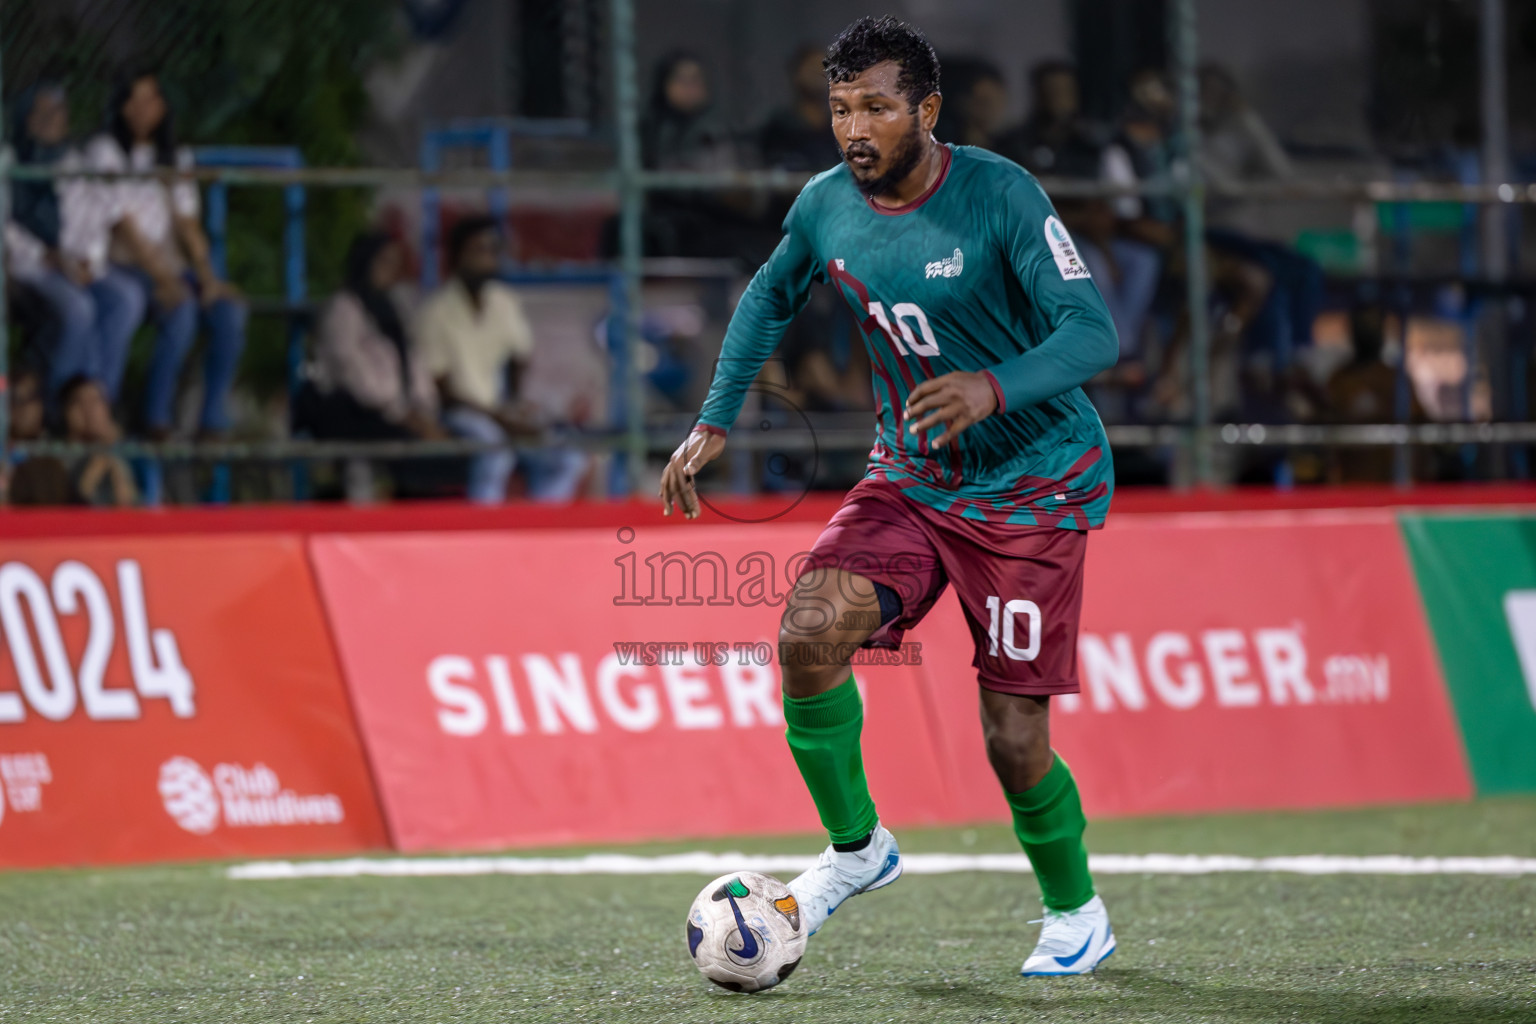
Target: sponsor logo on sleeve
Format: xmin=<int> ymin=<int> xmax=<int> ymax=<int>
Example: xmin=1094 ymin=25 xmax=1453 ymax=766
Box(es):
xmin=1045 ymin=216 xmax=1092 ymax=281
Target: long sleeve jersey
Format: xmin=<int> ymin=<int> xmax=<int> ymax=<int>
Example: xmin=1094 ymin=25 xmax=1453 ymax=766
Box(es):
xmin=697 ymin=144 xmax=1119 ymax=529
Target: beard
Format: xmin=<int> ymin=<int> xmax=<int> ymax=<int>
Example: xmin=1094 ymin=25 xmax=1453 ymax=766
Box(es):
xmin=460 ymin=270 xmax=496 ymax=299
xmin=840 ymin=115 xmax=926 ymax=199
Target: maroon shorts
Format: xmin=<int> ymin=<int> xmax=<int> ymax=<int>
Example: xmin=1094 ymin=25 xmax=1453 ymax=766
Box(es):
xmin=801 ymin=476 xmax=1088 ymax=696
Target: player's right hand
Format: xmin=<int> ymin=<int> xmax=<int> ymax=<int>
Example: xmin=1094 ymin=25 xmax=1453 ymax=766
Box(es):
xmin=660 ymin=427 xmax=727 ymax=519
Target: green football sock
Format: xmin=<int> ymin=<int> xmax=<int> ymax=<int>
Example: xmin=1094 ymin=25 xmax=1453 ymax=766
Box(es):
xmin=1006 ymin=753 xmax=1096 ymax=912
xmin=783 ymin=674 xmax=879 ymax=845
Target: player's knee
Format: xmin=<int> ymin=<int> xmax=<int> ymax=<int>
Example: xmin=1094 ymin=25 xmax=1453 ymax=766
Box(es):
xmin=776 ymin=632 xmax=838 ymax=698
xmin=776 ymin=607 xmax=849 ymax=698
xmin=778 ymin=589 xmax=841 ymax=648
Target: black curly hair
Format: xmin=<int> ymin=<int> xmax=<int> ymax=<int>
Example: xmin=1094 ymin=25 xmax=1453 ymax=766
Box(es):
xmin=823 ymin=15 xmax=940 ymax=112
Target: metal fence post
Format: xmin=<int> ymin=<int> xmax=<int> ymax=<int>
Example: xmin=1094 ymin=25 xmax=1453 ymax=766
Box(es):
xmin=1482 ymin=0 xmax=1515 ymax=480
xmin=1171 ymin=0 xmax=1212 ymax=485
xmin=1482 ymin=0 xmax=1510 ymax=285
xmin=0 ymin=37 xmax=9 ymax=474
xmin=610 ymin=0 xmax=646 ymax=493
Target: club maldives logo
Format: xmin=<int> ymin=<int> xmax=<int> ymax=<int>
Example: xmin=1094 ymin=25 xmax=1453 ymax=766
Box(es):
xmin=158 ymin=757 xmax=220 ymax=834
xmin=158 ymin=756 xmax=345 ymax=835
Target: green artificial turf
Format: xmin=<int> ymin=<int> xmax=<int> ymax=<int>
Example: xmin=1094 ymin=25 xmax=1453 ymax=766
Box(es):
xmin=2 ymin=799 xmax=1534 ymax=1023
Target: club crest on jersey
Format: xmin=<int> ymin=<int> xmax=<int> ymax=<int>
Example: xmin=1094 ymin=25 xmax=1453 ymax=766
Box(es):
xmin=1045 ymin=216 xmax=1092 ymax=280
xmin=924 ymin=248 xmax=964 ymax=279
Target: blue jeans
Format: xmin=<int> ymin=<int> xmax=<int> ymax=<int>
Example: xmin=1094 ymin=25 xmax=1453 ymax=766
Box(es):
xmin=443 ymin=407 xmax=516 ymax=505
xmin=20 ymin=268 xmax=146 ymax=405
xmin=1079 ymin=239 xmax=1161 ymax=360
xmin=123 ymin=268 xmax=248 ymax=433
xmin=442 ymin=407 xmax=589 ymax=504
xmin=522 ymin=444 xmax=589 ymax=502
xmin=1207 ymin=229 xmax=1323 ymax=368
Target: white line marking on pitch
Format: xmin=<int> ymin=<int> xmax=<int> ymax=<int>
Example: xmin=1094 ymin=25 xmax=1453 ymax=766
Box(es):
xmin=227 ymin=852 xmax=1536 ymax=881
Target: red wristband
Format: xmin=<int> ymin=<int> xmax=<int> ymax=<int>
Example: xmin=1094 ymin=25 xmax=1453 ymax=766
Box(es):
xmin=982 ymin=370 xmax=1007 ymax=415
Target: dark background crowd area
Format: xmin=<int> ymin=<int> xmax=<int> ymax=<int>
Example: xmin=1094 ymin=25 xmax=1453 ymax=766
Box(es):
xmin=6 ymin=0 xmax=1536 ymax=506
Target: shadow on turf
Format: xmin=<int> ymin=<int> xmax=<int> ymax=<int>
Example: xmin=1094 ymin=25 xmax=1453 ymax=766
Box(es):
xmin=904 ymin=969 xmax=1522 ymax=1022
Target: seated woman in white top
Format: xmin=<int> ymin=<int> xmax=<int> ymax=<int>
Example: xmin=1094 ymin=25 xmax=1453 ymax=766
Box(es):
xmin=83 ymin=71 xmax=246 ymax=439
xmin=303 ymin=232 xmax=442 ymax=442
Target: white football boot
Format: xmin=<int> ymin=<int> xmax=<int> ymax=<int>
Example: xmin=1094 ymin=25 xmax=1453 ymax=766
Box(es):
xmin=788 ymin=823 xmax=903 ymax=937
xmin=1020 ymin=895 xmax=1116 ymax=976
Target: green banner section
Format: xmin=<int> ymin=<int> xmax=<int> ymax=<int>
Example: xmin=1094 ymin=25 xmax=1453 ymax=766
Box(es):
xmin=1400 ymin=514 xmax=1536 ymax=794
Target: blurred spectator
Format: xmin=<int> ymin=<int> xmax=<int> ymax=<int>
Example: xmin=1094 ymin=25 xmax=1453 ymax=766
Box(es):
xmin=5 ymin=367 xmax=72 ymax=506
xmin=771 ymin=283 xmax=872 ymax=491
xmin=630 ymin=52 xmax=776 ymax=263
xmin=84 ymin=71 xmax=247 ymax=439
xmin=995 ymin=61 xmax=1107 ymax=178
xmin=1109 ymin=65 xmax=1307 ymax=432
xmin=418 ymin=216 xmax=587 ymax=504
xmin=58 ymin=374 xmax=137 ymax=506
xmin=642 ymin=51 xmax=732 ymax=171
xmin=756 ymin=45 xmax=834 ymax=276
xmin=1118 ymin=70 xmax=1181 ymax=228
xmin=8 ymin=367 xmax=47 ymax=444
xmin=1197 ymin=64 xmax=1323 ymax=394
xmin=776 ymin=287 xmax=870 ymax=416
xmin=303 ymin=232 xmax=442 ymax=443
xmin=6 ymin=82 xmax=144 ymax=406
xmin=1325 ymin=306 xmax=1421 ymax=483
xmin=759 ymin=46 xmax=837 ymax=172
xmin=1197 ymin=64 xmax=1294 ymax=190
xmin=998 ymin=61 xmax=1161 ymax=409
xmin=934 ymin=58 xmax=1010 ymax=150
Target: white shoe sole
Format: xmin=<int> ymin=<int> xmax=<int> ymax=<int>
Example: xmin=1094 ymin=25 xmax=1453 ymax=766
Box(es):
xmin=808 ymin=848 xmax=903 ymax=936
xmin=858 ymin=848 xmax=904 ymax=893
xmin=1020 ymin=933 xmax=1116 ymax=976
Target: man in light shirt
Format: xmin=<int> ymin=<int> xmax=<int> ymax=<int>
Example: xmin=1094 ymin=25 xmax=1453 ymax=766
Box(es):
xmin=416 ymin=216 xmax=586 ymax=503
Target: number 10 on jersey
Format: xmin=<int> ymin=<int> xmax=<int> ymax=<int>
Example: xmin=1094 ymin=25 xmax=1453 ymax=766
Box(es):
xmin=868 ymin=301 xmax=940 ymax=357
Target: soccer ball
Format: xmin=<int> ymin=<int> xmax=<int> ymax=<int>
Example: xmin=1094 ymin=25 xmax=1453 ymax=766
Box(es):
xmin=685 ymin=871 xmax=807 ymax=993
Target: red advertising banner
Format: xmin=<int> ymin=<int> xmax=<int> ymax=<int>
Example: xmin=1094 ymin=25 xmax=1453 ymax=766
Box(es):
xmin=310 ymin=527 xmax=950 ymax=852
xmin=0 ymin=536 xmax=387 ymax=867
xmin=312 ymin=510 xmax=1471 ymax=854
xmin=913 ymin=510 xmax=1474 ymax=821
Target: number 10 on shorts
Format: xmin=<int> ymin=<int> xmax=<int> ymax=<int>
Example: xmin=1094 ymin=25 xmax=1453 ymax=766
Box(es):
xmin=985 ymin=596 xmax=1042 ymax=661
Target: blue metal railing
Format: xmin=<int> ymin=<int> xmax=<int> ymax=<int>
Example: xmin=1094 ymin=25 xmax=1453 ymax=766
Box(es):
xmin=195 ymin=145 xmax=309 ymax=502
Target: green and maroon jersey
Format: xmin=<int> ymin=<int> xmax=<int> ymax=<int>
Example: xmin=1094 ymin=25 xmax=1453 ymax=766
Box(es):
xmin=697 ymin=144 xmax=1119 ymax=528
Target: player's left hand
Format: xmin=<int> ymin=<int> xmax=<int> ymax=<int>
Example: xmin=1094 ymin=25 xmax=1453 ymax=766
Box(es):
xmin=904 ymin=371 xmax=999 ymax=449
xmin=660 ymin=427 xmax=726 ymax=519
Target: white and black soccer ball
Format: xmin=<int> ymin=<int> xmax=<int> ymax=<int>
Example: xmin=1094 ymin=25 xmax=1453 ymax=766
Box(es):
xmin=685 ymin=871 xmax=807 ymax=993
